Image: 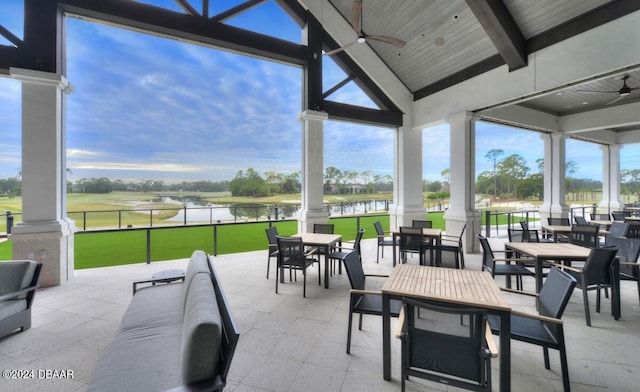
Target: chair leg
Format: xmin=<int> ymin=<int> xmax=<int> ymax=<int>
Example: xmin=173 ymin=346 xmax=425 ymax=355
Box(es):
xmin=543 ymin=347 xmax=551 ymax=369
xmin=596 ymin=286 xmax=601 ymax=313
xmin=266 ymin=256 xmax=270 ymax=279
xmin=303 ymin=268 xmax=306 ymax=298
xmin=318 ymin=261 xmax=321 ymax=286
xmin=275 ymin=265 xmax=279 ymax=294
xmin=346 ymin=310 xmax=354 ymax=354
xmin=582 ymin=286 xmax=592 ymax=326
xmin=558 ymin=334 xmax=571 ymax=392
xmin=358 ymin=314 xmax=364 ymax=330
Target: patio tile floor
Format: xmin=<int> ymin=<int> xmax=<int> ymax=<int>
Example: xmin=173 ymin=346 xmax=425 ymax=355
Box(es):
xmin=1 ymin=237 xmax=639 ymax=391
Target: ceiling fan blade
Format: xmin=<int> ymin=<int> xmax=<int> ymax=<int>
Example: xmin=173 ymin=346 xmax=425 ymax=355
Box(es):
xmin=324 ymin=40 xmax=357 ymax=56
xmin=576 ymin=89 xmax=618 ymax=94
xmin=605 ymin=95 xmax=627 ymax=105
xmin=350 ymin=1 xmax=362 ymax=32
xmin=366 ymin=35 xmax=407 ymax=48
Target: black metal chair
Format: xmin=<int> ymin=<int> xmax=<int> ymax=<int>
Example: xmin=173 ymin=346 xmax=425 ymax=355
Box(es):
xmin=487 ymin=267 xmax=577 ymax=392
xmin=398 ymin=298 xmax=494 ymax=391
xmin=554 ymin=246 xmax=620 ymax=326
xmin=573 ymin=216 xmax=588 ymax=225
xmin=275 ymin=236 xmax=320 ymax=298
xmin=327 ymin=229 xmax=364 ymax=274
xmin=0 ymin=260 xmax=43 ymax=340
xmin=435 ymin=223 xmax=467 ymax=269
xmin=373 ymin=220 xmax=394 ymax=263
xmin=312 ymin=222 xmax=336 ymax=264
xmin=520 ymin=220 xmax=552 ymax=243
xmin=265 ymin=226 xmax=279 ymax=279
xmin=569 ymin=224 xmax=600 ymax=248
xmin=590 ymin=213 xmax=611 ymax=221
xmin=342 ymin=251 xmax=401 ymax=354
xmin=478 ymin=234 xmax=535 ymax=290
xmin=548 ymin=217 xmax=571 ymax=226
xmin=611 ymin=211 xmax=627 ymax=221
xmin=399 ymin=226 xmax=429 ymax=265
xmin=608 ymin=221 xmax=630 ymax=237
xmin=411 ymin=219 xmax=432 ymax=228
xmin=605 ymin=235 xmax=640 ymax=307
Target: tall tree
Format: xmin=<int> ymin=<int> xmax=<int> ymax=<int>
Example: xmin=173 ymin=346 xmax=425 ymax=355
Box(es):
xmin=485 ymin=149 xmax=504 ymax=199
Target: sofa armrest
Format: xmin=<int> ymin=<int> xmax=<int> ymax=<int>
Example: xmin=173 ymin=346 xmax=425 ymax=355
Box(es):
xmin=0 ymin=284 xmax=39 ymax=302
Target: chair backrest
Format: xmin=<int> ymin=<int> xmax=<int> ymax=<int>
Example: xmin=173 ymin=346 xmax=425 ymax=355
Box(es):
xmin=0 ymin=260 xmax=40 ymax=301
xmin=508 ymin=228 xmax=524 ymax=242
xmin=581 ymin=246 xmax=619 ymax=286
xmin=590 ymin=213 xmax=611 ymax=221
xmin=573 ymin=216 xmax=588 ymax=225
xmin=352 ymin=229 xmax=365 ymax=255
xmin=477 ymin=235 xmax=495 ymax=274
xmin=547 ymin=217 xmax=570 ymax=226
xmin=411 ymin=220 xmax=432 ymax=228
xmin=313 ymin=223 xmax=334 ymax=234
xmin=265 ymin=226 xmax=278 ymax=246
xmin=611 ymin=211 xmax=626 ymax=221
xmin=373 ymin=220 xmax=385 ymax=238
xmin=625 ymin=222 xmax=640 ymax=239
xmin=569 ymin=224 xmax=600 ymax=248
xmin=605 ymin=235 xmax=640 ymax=263
xmin=537 ymin=267 xmax=577 ymax=339
xmin=399 ymin=226 xmax=424 ymax=252
xmin=519 ymin=220 xmax=540 ymax=242
xmin=275 ymin=236 xmax=306 ymax=268
xmin=608 ymin=221 xmax=630 ymax=237
xmin=401 ymin=297 xmax=490 ymax=389
xmin=343 ymin=251 xmax=366 ymax=291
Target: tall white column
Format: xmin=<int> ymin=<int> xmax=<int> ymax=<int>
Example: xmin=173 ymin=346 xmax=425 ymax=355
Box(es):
xmin=599 ymin=144 xmax=623 ymax=213
xmin=298 ymin=110 xmax=329 ymax=233
xmin=389 ymin=114 xmax=425 ymax=230
xmin=9 ymin=68 xmax=75 ymax=287
xmin=444 ymin=112 xmax=480 ymax=253
xmin=540 ymin=133 xmax=569 ymax=223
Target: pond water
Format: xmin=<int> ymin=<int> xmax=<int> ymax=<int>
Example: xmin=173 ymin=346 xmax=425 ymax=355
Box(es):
xmin=163 ymin=197 xmax=390 ymax=223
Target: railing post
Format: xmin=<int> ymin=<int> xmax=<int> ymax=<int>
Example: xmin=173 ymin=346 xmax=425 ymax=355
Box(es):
xmin=83 ymin=211 xmax=87 ymax=231
xmin=118 ymin=210 xmax=122 ymax=229
xmin=150 ymin=209 xmax=153 ymax=227
xmin=485 ymin=210 xmax=491 ymax=237
xmin=146 ymin=229 xmax=151 ymax=264
xmin=213 ymin=224 xmax=218 ymax=256
xmin=184 ymin=206 xmax=187 ymax=225
xmin=5 ymin=211 xmax=13 ymax=234
xmin=275 ymin=206 xmax=279 ymax=220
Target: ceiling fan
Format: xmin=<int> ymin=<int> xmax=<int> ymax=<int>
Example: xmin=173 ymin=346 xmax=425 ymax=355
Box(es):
xmin=577 ymin=75 xmax=640 ymax=105
xmin=324 ymin=0 xmax=406 ymax=56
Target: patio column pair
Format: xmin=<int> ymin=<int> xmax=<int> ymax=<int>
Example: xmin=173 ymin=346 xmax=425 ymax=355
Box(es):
xmin=9 ymin=68 xmax=76 ymax=287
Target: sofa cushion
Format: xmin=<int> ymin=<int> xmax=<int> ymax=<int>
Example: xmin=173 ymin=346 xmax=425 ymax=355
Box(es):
xmin=121 ymin=282 xmax=184 ymax=330
xmin=181 ymin=273 xmax=222 ymax=384
xmin=183 ymin=250 xmax=212 ymax=299
xmin=0 ymin=300 xmax=27 ymax=320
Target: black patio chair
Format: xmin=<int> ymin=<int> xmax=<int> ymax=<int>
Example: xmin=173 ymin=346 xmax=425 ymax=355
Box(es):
xmin=548 ymin=217 xmax=571 ymax=226
xmin=553 ymin=246 xmax=619 ymax=326
xmin=590 ymin=213 xmax=611 ymax=221
xmin=611 ymin=211 xmax=627 ymax=221
xmin=435 ymin=224 xmax=467 ymax=269
xmin=399 ymin=226 xmax=429 ymax=265
xmin=573 ymin=216 xmax=588 ymax=225
xmin=411 ymin=219 xmax=432 ymax=228
xmin=373 ymin=220 xmax=394 ymax=263
xmin=275 ymin=236 xmax=320 ymax=298
xmin=607 ymin=221 xmax=630 ymax=237
xmin=342 ymin=251 xmax=401 ymax=354
xmin=0 ymin=261 xmax=43 ymax=340
xmin=605 ymin=235 xmax=640 ymax=307
xmin=327 ymin=229 xmax=364 ymax=274
xmin=569 ymin=224 xmax=600 ymax=248
xmin=520 ymin=220 xmax=552 ymax=243
xmin=398 ymin=298 xmax=495 ymax=391
xmin=487 ymin=267 xmax=577 ymax=392
xmin=311 ymin=222 xmax=336 ymax=264
xmin=265 ymin=226 xmax=279 ymax=279
xmin=478 ymin=234 xmax=535 ymax=290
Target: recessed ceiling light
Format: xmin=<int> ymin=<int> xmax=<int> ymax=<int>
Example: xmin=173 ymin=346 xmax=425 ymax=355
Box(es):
xmin=582 ymin=102 xmax=589 ymax=105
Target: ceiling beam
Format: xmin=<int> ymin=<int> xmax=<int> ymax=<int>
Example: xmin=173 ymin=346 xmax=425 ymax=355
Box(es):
xmin=465 ymin=0 xmax=526 ymax=71
xmin=211 ymin=0 xmax=268 ymax=23
xmin=59 ymin=0 xmax=307 ymax=66
xmin=323 ymin=100 xmax=402 ymax=128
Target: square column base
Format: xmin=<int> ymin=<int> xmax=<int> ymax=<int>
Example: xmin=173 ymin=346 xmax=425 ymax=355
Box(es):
xmin=444 ymin=211 xmax=481 ymax=254
xmin=298 ymin=209 xmax=330 ymax=233
xmin=9 ymin=219 xmax=75 ymax=287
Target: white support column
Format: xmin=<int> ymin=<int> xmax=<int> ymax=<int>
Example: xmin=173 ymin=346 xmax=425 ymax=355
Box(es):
xmin=599 ymin=144 xmax=623 ymax=214
xmin=298 ymin=110 xmax=329 ymax=233
xmin=444 ymin=112 xmax=480 ymax=253
xmin=540 ymin=133 xmax=569 ymax=223
xmin=389 ymin=114 xmax=426 ymax=230
xmin=9 ymin=68 xmax=75 ymax=287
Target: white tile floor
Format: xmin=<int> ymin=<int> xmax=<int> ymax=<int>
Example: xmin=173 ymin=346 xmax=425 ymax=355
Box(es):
xmin=1 ymin=237 xmax=640 ymax=391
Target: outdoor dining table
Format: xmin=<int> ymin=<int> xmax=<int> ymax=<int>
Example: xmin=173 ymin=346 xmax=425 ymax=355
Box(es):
xmin=542 ymin=224 xmax=609 ymax=242
xmin=294 ymin=232 xmax=342 ymax=289
xmin=505 ymin=242 xmax=591 ymax=293
xmin=381 ymin=264 xmax=512 ymax=391
xmin=391 ymin=228 xmax=442 ymax=266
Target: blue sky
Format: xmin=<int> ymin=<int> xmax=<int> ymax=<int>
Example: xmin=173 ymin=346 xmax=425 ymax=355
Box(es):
xmin=1 ymin=0 xmax=638 ymax=184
